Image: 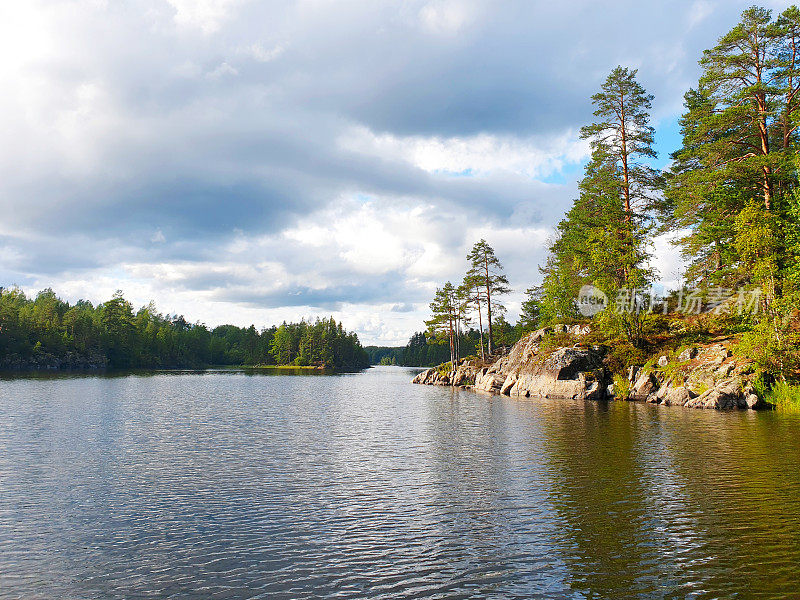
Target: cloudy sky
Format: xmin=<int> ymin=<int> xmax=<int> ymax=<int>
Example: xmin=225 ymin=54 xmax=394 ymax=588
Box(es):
xmin=0 ymin=0 xmax=793 ymax=344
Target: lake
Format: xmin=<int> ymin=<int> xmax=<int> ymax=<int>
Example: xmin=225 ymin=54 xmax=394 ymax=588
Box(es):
xmin=1 ymin=366 xmax=800 ymax=599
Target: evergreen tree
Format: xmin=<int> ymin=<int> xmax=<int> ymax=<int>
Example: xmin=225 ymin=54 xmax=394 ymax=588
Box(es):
xmin=663 ymin=5 xmax=800 ymax=305
xmin=425 ymin=282 xmax=458 ymax=366
xmin=519 ymin=287 xmax=542 ymax=332
xmin=580 ymin=66 xmax=661 ymax=224
xmin=0 ymin=287 xmax=369 ymax=371
xmin=460 ymin=274 xmax=486 ymax=361
xmin=466 ymin=240 xmax=510 ymax=355
xmin=540 ymin=67 xmax=658 ymax=345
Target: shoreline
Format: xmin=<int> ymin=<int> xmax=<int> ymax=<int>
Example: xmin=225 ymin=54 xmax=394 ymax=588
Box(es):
xmin=413 ymin=326 xmax=771 ymax=411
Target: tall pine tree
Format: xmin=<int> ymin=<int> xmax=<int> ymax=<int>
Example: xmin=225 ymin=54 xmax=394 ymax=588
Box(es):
xmin=466 ymin=240 xmax=510 ymax=356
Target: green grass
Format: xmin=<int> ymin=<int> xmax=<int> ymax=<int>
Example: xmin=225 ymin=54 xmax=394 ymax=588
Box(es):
xmin=613 ymin=373 xmax=631 ymax=399
xmin=436 ymin=362 xmax=453 ymax=377
xmin=761 ymin=381 xmax=800 ymax=410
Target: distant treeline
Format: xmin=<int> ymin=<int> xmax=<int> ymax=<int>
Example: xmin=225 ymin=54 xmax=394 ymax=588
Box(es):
xmin=366 ymin=321 xmax=526 ymax=367
xmin=0 ymin=287 xmax=369 ymax=371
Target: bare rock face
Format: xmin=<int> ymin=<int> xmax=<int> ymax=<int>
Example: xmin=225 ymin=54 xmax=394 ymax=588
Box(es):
xmin=684 ymin=379 xmax=746 ymax=410
xmin=663 ymin=386 xmax=696 ymax=407
xmin=474 ymin=367 xmax=505 ymax=393
xmin=686 ymin=344 xmax=736 ymax=394
xmin=505 ymin=346 xmax=608 ymax=400
xmin=412 ymin=331 xmax=771 ymax=411
xmin=411 ymin=368 xmax=450 ymax=386
xmin=411 ymin=369 xmax=431 ymax=384
xmin=746 ymin=392 xmax=767 ymax=410
xmin=413 ymin=360 xmax=480 ymax=387
xmin=631 ymin=371 xmax=658 ymax=401
xmin=625 ymin=341 xmax=767 ymax=410
xmin=416 ymin=327 xmax=607 ymax=401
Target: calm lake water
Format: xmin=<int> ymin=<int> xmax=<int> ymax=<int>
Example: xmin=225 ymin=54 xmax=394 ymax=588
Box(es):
xmin=2 ymin=366 xmax=800 ymax=599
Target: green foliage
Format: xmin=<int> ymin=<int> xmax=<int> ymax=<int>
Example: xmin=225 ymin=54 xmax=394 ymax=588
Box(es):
xmin=466 ymin=239 xmax=511 ymax=355
xmin=736 ymin=311 xmax=800 ymax=379
xmin=759 ymin=380 xmax=800 ymax=409
xmin=0 ymin=287 xmax=369 ymax=371
xmin=491 ymin=315 xmax=523 ymax=348
xmin=436 ymin=361 xmax=453 ymax=378
xmin=519 ymin=287 xmax=542 ymax=332
xmin=539 ymin=67 xmax=659 ymax=347
xmin=400 ymin=330 xmax=482 ymax=367
xmin=364 ymin=346 xmax=403 ymax=365
xmin=612 ymin=373 xmax=631 ymax=399
xmin=538 ymin=331 xmax=578 ymax=355
xmin=426 ymin=282 xmax=459 ymax=366
xmin=663 ymin=5 xmax=800 ymax=301
xmin=604 ymin=340 xmax=648 ymax=375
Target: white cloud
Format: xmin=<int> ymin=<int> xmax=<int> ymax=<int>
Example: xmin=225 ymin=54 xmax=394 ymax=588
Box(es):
xmin=6 ymin=0 xmax=783 ymax=345
xmin=166 ymin=0 xmax=247 ymax=33
xmin=650 ymin=231 xmax=686 ymax=290
xmin=339 ymin=126 xmax=591 ymax=179
xmin=418 ymin=0 xmax=478 ymax=35
xmin=206 ymin=61 xmax=239 ymax=79
xmin=283 ymin=200 xmax=436 ymax=275
xmin=243 ymin=42 xmax=285 ymax=63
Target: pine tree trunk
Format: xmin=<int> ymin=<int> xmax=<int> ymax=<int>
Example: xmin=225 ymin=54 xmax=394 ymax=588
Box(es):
xmin=620 ymin=94 xmax=632 ymax=222
xmin=785 ymin=33 xmax=797 ymax=150
xmin=484 ymin=255 xmax=493 ymax=356
xmin=455 ymin=314 xmax=460 ymax=362
xmin=475 ymin=285 xmax=485 ymax=362
xmin=448 ymin=312 xmax=455 ymax=369
xmin=755 ymin=77 xmax=773 ymax=211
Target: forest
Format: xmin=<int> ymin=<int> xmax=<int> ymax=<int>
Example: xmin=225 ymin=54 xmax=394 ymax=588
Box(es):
xmin=0 ymin=287 xmax=369 ymax=371
xmin=421 ymin=6 xmax=800 ymax=395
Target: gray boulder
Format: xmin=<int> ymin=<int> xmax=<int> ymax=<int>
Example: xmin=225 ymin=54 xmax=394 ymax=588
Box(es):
xmin=685 ymin=379 xmax=746 ymax=409
xmin=663 ymin=386 xmax=696 ymax=407
xmin=505 ymin=346 xmax=607 ymax=400
xmin=630 ymin=371 xmax=658 ymax=401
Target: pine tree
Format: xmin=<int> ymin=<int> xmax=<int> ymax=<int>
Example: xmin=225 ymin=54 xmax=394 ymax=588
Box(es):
xmin=425 ymin=282 xmax=458 ymax=367
xmin=775 ymin=6 xmax=800 ymax=152
xmin=466 ymin=240 xmax=510 ymax=356
xmin=698 ymin=6 xmax=778 ymax=211
xmin=662 ymin=6 xmax=800 ymax=305
xmin=579 ymin=66 xmax=661 ymax=224
xmin=540 ymin=67 xmax=658 ymax=346
xmin=460 ymin=274 xmax=486 ymax=361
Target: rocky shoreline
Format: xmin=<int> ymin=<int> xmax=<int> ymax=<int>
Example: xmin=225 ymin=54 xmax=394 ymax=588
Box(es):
xmin=412 ymin=326 xmax=770 ymax=410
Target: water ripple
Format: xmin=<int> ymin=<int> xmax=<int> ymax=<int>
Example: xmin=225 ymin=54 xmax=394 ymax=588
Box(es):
xmin=1 ymin=367 xmax=800 ymax=598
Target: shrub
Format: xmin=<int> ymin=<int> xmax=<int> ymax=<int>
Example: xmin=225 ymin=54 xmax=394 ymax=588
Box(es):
xmin=613 ymin=373 xmax=631 ymax=399
xmin=604 ymin=340 xmax=647 ymax=375
xmin=736 ymin=314 xmax=800 ymax=380
xmin=762 ymin=380 xmax=800 ymax=410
